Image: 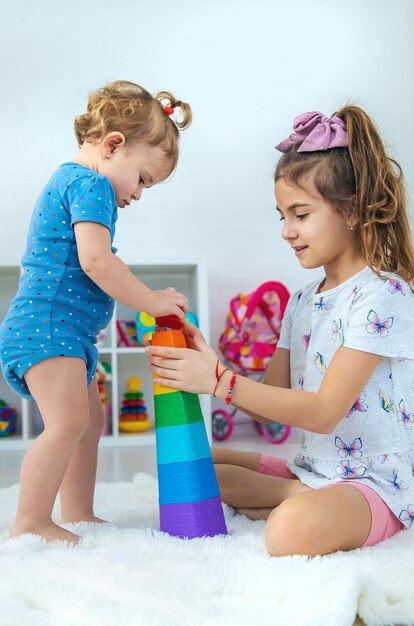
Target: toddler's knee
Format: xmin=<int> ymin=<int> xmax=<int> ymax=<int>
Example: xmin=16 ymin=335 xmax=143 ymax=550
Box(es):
xmin=50 ymin=413 xmax=89 ymax=444
xmin=264 ymin=497 xmax=324 ymax=557
xmin=59 ymin=412 xmax=90 ymax=442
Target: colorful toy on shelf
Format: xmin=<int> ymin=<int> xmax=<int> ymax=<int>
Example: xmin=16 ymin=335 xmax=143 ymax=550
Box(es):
xmin=119 ymin=376 xmax=152 ymax=433
xmin=136 ymin=310 xmax=199 ymax=345
xmin=96 ymin=361 xmax=112 ymax=436
xmin=117 ymin=320 xmax=140 ymax=347
xmin=151 ymin=316 xmax=227 ymax=539
xmin=135 ymin=311 xmax=157 ymax=345
xmin=0 ymin=399 xmax=17 ymax=437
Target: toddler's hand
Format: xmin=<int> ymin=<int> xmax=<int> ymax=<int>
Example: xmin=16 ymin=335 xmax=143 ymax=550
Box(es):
xmin=149 ymin=288 xmax=189 ymax=320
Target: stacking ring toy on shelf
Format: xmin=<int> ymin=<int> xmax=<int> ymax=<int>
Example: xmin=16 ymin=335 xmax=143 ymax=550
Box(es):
xmin=119 ymin=376 xmax=152 ymax=433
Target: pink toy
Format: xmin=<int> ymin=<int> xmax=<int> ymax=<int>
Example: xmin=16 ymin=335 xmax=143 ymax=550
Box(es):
xmin=213 ymin=281 xmax=291 ymax=444
xmin=219 ymin=281 xmax=290 ymax=372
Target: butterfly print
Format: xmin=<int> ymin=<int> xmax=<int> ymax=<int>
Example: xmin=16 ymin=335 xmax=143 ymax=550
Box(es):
xmin=378 ymin=468 xmax=409 ymax=494
xmin=388 ymin=279 xmax=405 ymax=295
xmin=335 ymin=436 xmax=363 ymax=459
xmin=347 ymin=392 xmax=368 ymax=417
xmin=302 ymin=333 xmax=311 ymax=352
xmin=365 ymin=310 xmax=394 ymax=338
xmin=399 ymin=504 xmax=414 ymax=527
xmin=313 ymin=296 xmax=334 ymax=312
xmin=379 ymin=389 xmax=395 ymax=413
xmin=331 ymin=318 xmax=344 ymax=345
xmin=348 ymin=286 xmax=362 ymax=307
xmin=312 ymin=352 xmax=327 ymax=374
xmin=397 ymin=399 xmax=414 ymax=430
xmin=336 ymin=460 xmax=367 ymax=478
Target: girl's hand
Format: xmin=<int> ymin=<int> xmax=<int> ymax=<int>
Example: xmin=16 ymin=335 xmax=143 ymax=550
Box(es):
xmin=145 ymin=327 xmax=218 ymax=395
xmin=182 ymin=320 xmax=204 ymax=351
xmin=149 ymin=287 xmax=189 ymax=320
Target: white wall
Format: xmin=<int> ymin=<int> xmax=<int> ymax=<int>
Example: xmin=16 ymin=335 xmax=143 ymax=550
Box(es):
xmin=1 ymin=0 xmax=413 ymax=352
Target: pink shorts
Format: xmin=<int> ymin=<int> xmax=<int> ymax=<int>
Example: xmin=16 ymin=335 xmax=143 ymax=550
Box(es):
xmin=256 ymin=454 xmax=404 ymax=547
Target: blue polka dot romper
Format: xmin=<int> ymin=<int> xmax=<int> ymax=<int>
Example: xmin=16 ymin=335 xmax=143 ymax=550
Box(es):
xmin=0 ymin=163 xmax=118 ymax=399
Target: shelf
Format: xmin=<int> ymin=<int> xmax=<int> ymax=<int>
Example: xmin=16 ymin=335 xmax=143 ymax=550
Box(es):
xmin=100 ymin=432 xmax=156 ymax=447
xmin=0 ymin=260 xmax=211 ymax=450
xmin=115 ymin=347 xmax=147 ymax=354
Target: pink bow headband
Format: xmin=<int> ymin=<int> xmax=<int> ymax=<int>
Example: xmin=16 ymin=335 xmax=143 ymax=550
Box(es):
xmin=275 ymin=111 xmax=348 ymax=153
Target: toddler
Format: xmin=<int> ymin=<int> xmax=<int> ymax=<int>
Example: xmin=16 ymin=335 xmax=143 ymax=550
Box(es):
xmin=0 ymin=80 xmax=191 ymax=544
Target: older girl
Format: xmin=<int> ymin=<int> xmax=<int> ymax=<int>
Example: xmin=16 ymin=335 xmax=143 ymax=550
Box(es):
xmin=147 ymin=106 xmax=414 ymax=557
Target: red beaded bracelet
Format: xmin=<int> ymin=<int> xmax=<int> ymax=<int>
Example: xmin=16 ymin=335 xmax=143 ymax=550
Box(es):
xmin=213 ymin=359 xmax=229 ymax=397
xmin=225 ymin=371 xmax=238 ymax=405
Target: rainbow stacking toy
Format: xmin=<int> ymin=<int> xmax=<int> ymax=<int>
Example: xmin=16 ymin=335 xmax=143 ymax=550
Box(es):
xmin=151 ymin=315 xmax=228 ymax=539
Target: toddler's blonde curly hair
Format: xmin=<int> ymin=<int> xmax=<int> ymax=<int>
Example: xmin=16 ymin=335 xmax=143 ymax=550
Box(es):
xmin=74 ymin=80 xmax=192 ymax=168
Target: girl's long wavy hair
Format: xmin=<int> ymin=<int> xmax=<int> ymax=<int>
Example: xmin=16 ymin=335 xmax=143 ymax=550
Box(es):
xmin=274 ymin=105 xmax=414 ymax=287
xmin=74 ymin=80 xmax=192 ymax=169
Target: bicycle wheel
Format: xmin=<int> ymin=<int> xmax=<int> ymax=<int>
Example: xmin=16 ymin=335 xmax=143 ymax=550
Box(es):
xmin=253 ymin=420 xmax=263 ymax=435
xmin=212 ymin=409 xmax=234 ymax=442
xmin=260 ymin=422 xmax=291 ymax=444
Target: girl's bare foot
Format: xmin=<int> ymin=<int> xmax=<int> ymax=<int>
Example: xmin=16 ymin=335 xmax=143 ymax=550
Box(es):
xmin=236 ymin=507 xmax=273 ymax=521
xmin=10 ymin=520 xmax=81 ymax=545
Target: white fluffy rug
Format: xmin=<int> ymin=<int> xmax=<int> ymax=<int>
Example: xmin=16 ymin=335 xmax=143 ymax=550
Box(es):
xmin=1 ymin=474 xmax=414 ymax=626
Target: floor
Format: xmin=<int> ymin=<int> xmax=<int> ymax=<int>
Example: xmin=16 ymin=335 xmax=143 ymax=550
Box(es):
xmin=0 ymin=428 xmax=366 ymax=626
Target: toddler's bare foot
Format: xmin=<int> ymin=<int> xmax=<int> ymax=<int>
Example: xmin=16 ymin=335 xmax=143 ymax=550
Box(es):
xmin=61 ymin=514 xmax=107 ymax=524
xmin=82 ymin=515 xmax=107 ymax=524
xmin=10 ymin=520 xmax=81 ymax=545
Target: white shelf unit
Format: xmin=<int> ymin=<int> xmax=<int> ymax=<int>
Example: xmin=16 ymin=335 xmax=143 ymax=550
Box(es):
xmin=0 ymin=260 xmax=211 ymax=450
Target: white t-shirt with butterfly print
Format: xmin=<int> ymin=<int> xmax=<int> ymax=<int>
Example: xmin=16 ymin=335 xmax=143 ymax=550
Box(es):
xmin=277 ymin=266 xmax=414 ymax=528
